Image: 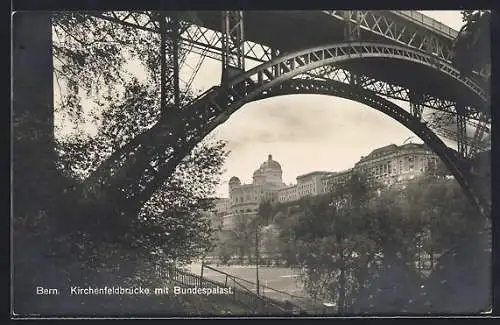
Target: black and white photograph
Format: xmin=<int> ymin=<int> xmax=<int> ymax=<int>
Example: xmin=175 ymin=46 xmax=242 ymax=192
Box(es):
xmin=12 ymin=8 xmax=492 ymax=318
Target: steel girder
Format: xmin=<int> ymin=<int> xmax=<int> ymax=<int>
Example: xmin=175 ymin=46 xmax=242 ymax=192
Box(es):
xmin=85 ymin=12 xmax=492 ymax=112
xmin=221 ymin=42 xmax=488 ymax=108
xmin=468 ymin=113 xmax=490 ymax=157
xmin=302 ymin=65 xmax=481 ymax=118
xmin=456 ymin=103 xmax=469 ymax=157
xmin=325 ymin=10 xmax=455 ymax=62
xmin=180 ymin=28 xmax=489 ymax=134
xmin=221 ymin=11 xmax=245 ymax=82
xmin=245 ymin=42 xmax=490 ymax=156
xmin=89 ymin=10 xmax=458 ymax=64
xmin=343 ymin=10 xmax=362 ymax=41
xmin=408 ymin=90 xmax=425 ymax=122
xmin=88 ymin=10 xmax=490 ymax=86
xmin=88 ymin=11 xmax=274 ymax=63
xmin=180 ymin=23 xmax=275 ymax=63
xmin=272 ymin=58 xmax=491 ymax=155
xmin=157 ymin=12 xmax=181 ymax=114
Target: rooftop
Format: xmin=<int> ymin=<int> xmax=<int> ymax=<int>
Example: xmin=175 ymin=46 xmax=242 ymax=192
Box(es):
xmin=358 ymin=143 xmax=429 ymax=163
xmin=364 ymin=144 xmax=399 ymax=159
xmin=296 ymin=170 xmax=332 ymax=179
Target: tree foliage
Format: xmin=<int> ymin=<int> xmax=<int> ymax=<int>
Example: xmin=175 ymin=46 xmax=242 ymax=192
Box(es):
xmin=453 ymin=10 xmax=491 ymax=76
xmin=266 ymin=172 xmax=482 ymax=314
xmin=219 ymin=214 xmax=256 ymax=264
xmin=26 ymin=12 xmax=229 ymax=269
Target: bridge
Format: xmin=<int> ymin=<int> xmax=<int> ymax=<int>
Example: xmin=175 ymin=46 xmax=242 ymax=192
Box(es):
xmin=12 ymin=9 xmax=492 ymax=315
xmin=73 ymin=10 xmax=490 ymax=216
xmin=14 ymin=9 xmax=491 ymax=218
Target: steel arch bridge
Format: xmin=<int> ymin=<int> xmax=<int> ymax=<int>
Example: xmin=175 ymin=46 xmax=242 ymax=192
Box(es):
xmin=13 ymin=11 xmax=492 ymax=315
xmin=80 ymin=41 xmax=490 ymax=218
xmin=88 ymin=10 xmax=491 ymax=150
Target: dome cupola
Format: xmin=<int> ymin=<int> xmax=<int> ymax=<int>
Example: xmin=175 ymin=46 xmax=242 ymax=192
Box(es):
xmin=259 ymin=154 xmax=282 ymax=172
xmin=229 ymin=176 xmax=241 ymax=188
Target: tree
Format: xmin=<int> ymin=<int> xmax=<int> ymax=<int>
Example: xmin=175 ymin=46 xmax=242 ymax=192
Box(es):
xmin=274 ymin=208 xmax=300 ymax=266
xmin=51 ymin=75 xmax=228 ymax=266
xmin=276 ymin=174 xmax=381 ymax=313
xmin=403 ymin=176 xmax=489 ymax=313
xmin=50 ymin=11 xmax=212 ymax=216
xmin=271 ymin=168 xmax=484 ymax=314
xmin=217 ymin=241 xmax=233 ymax=265
xmin=358 ymin=187 xmax=424 ymax=314
xmin=257 ymin=200 xmax=273 ymax=226
xmin=224 ymin=214 xmax=255 ymax=264
xmin=453 ymin=10 xmax=491 ymax=77
xmin=357 ymin=173 xmax=487 ymax=314
xmin=15 ymin=12 xmax=230 ymax=307
xmin=50 ymin=11 xmax=231 ymax=258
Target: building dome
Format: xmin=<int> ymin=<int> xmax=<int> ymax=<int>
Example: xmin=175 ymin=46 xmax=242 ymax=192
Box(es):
xmin=253 ymin=168 xmax=264 ymax=176
xmin=259 ymin=154 xmax=282 ymax=172
xmin=229 ymin=176 xmax=241 ymax=187
xmin=252 ymin=154 xmax=283 ymax=187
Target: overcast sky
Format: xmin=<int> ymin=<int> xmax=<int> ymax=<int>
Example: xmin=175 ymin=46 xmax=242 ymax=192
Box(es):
xmin=54 ymin=10 xmax=466 ymax=198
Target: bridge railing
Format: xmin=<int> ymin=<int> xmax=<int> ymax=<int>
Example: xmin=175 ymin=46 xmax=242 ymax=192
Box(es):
xmin=394 ymin=11 xmax=459 ymax=39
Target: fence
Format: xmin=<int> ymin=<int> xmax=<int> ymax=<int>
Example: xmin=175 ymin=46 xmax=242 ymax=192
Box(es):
xmin=203 ymin=255 xmax=289 ymax=267
xmin=201 ymin=264 xmax=319 ymax=313
xmin=160 ymin=265 xmax=287 ymax=315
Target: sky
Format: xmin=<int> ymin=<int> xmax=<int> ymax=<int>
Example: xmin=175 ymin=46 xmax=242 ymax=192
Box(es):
xmin=54 ymin=10 xmax=466 ymax=198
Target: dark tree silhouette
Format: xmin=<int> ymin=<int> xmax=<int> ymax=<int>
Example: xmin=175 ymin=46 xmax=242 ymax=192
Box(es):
xmin=453 ymin=10 xmax=491 ymax=77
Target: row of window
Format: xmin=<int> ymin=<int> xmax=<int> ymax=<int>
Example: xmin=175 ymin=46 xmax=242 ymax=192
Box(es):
xmin=358 ymin=156 xmax=438 ymax=178
xmin=233 ymin=208 xmax=258 ymax=214
xmin=232 ymin=191 xmax=274 ymax=203
xmin=367 ymin=149 xmax=432 ymax=162
xmin=322 ymin=176 xmax=349 ymax=187
xmin=279 ymin=195 xmax=298 ymax=202
xmin=298 ymin=189 xmax=314 ymax=196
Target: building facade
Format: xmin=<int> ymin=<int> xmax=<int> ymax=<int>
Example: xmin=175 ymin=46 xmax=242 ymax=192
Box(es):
xmin=321 ymin=168 xmax=354 ymax=193
xmin=277 ymin=142 xmax=442 ymax=204
xmin=219 ymin=154 xmax=287 ymax=230
xmin=214 ymin=197 xmax=231 ymax=216
xmin=353 ymin=143 xmax=441 ymax=186
xmin=217 ymin=143 xmax=443 ymax=228
xmin=278 ymin=171 xmax=330 ymax=202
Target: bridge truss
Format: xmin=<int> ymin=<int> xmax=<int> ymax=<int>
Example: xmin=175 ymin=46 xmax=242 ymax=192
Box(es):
xmin=87 ymin=10 xmax=491 ymax=159
xmin=74 ymin=37 xmax=490 ymax=221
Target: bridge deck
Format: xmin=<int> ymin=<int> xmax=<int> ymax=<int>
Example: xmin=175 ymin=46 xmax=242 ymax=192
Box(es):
xmin=192 ymin=11 xmax=485 ymax=110
xmin=192 ymin=10 xmax=450 ymax=51
xmin=392 ymin=11 xmax=459 ymax=40
xmin=193 ymin=11 xmax=458 ymax=51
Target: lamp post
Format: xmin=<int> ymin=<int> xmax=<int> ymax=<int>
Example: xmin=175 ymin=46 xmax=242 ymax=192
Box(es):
xmin=329 ymin=197 xmax=347 ymax=314
xmin=255 ymin=222 xmax=260 ymax=296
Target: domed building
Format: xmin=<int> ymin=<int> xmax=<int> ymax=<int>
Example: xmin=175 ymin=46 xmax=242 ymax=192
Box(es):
xmin=228 ymin=176 xmax=241 ymax=188
xmin=253 ymin=154 xmax=284 ymax=187
xmin=228 ymin=154 xmax=286 ymax=216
